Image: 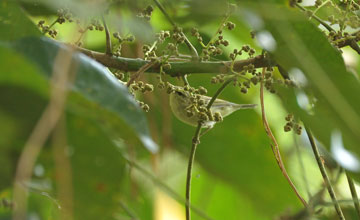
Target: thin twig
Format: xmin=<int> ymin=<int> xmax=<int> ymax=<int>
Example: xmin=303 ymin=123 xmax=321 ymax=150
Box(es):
xmin=206 ymin=78 xmax=234 ymax=109
xmin=205 ymin=15 xmax=230 ymax=49
xmin=304 ymin=126 xmax=345 ymax=220
xmin=260 ymin=67 xmax=307 ymax=207
xmin=152 ymin=0 xmax=199 ymax=60
xmin=295 ymin=3 xmax=335 ymax=32
xmin=126 ymin=62 xmax=156 ymax=87
xmin=185 ymin=124 xmax=202 ymax=220
xmin=346 ymin=172 xmax=360 ymax=218
xmin=119 ymin=200 xmax=139 ymax=220
xmin=185 ymin=77 xmax=235 ymax=220
xmin=43 ymin=18 xmax=59 ymax=34
xmin=310 ymin=0 xmax=331 ymax=21
xmin=101 ymin=15 xmax=112 ymax=55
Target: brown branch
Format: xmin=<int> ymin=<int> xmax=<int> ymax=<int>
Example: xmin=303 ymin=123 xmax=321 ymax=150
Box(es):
xmin=72 ymin=45 xmax=272 ymax=76
xmin=260 ymin=67 xmax=308 ymax=207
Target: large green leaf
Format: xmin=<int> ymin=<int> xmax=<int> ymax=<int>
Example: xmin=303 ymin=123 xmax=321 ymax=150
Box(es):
xmin=0 ymin=85 xmax=127 ymax=219
xmin=67 ymin=113 xmax=126 ymax=220
xmin=0 ymin=1 xmax=40 ymax=41
xmin=0 ymin=0 xmax=157 ymax=152
xmin=240 ymin=3 xmax=360 ymax=173
xmin=1 ymin=37 xmax=157 ymax=153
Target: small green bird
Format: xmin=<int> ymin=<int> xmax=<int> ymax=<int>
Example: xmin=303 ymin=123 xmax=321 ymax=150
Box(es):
xmin=169 ymin=88 xmax=257 ymax=128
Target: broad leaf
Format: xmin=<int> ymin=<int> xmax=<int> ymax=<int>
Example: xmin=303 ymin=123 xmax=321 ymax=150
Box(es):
xmin=240 ymin=3 xmax=360 ymax=174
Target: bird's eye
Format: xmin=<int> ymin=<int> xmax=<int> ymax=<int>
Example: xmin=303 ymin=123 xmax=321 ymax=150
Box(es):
xmin=175 ymin=91 xmax=186 ymax=97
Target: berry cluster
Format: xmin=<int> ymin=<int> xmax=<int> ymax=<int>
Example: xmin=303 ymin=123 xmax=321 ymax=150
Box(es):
xmin=284 ymin=114 xmax=302 ymax=135
xmin=138 ymin=5 xmax=154 ymax=21
xmin=37 ymin=8 xmax=75 ymax=38
xmin=112 ymin=32 xmax=135 ymax=57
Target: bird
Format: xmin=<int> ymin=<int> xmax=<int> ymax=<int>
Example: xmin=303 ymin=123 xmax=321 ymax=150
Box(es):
xmin=169 ymin=88 xmax=257 ymax=129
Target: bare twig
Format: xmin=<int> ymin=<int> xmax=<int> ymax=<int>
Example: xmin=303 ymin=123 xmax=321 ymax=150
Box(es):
xmin=346 ymin=172 xmax=360 ymax=218
xmin=185 ymin=124 xmax=202 ymax=220
xmin=295 ymin=3 xmax=335 ymax=32
xmin=126 ymin=62 xmax=156 ymax=87
xmin=12 ymin=48 xmax=75 ymax=220
xmin=119 ymin=200 xmax=139 ymax=220
xmin=260 ymin=67 xmax=307 ymax=207
xmin=304 ymin=126 xmax=345 ymax=220
xmin=101 ymin=15 xmax=112 ymax=55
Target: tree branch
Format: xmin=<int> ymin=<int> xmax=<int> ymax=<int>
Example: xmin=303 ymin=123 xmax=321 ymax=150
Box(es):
xmin=73 ymin=45 xmax=272 ymax=76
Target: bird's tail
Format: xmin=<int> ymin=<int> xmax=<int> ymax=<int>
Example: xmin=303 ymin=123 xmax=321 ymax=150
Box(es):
xmin=234 ymin=103 xmax=258 ymax=110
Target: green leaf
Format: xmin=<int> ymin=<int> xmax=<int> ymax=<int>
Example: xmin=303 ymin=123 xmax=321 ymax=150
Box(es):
xmin=240 ymin=4 xmax=360 ymax=173
xmin=3 ymin=37 xmax=157 ymax=153
xmin=0 ymin=1 xmax=41 ymax=41
xmin=67 ymin=113 xmax=126 ymax=220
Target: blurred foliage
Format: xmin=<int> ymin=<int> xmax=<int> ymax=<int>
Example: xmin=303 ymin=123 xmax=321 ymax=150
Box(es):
xmin=1 ymin=0 xmax=360 ymax=219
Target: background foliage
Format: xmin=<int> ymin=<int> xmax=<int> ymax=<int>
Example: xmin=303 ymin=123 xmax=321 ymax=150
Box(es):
xmin=0 ymin=0 xmax=360 ymax=219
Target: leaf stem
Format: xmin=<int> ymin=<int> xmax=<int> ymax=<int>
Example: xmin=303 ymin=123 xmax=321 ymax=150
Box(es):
xmin=304 ymin=126 xmax=345 ymax=220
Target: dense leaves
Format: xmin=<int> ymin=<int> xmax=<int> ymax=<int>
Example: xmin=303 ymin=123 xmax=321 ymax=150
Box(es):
xmin=1 ymin=0 xmax=360 ymax=219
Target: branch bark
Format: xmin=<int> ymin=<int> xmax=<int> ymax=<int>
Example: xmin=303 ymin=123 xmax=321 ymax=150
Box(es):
xmin=73 ymin=45 xmax=272 ymax=76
